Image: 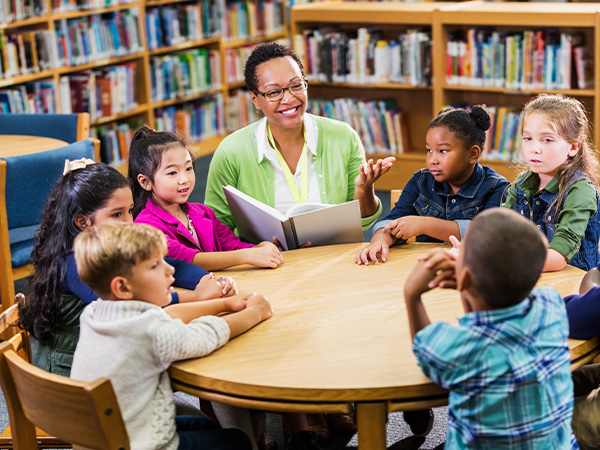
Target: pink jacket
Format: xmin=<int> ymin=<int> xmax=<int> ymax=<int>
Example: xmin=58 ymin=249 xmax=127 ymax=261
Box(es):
xmin=135 ymin=199 xmax=253 ymax=263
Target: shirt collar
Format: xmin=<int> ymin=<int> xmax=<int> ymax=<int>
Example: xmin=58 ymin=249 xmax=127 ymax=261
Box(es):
xmin=432 ymin=163 xmax=485 ymax=198
xmin=459 ymin=295 xmax=532 ymax=328
xmin=255 ymin=114 xmax=318 ymax=164
xmin=518 ymin=170 xmax=560 ymax=194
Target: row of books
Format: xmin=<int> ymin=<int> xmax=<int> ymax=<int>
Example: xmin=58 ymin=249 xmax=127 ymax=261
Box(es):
xmin=0 ymin=81 xmax=57 ymax=113
xmin=294 ymin=28 xmax=432 ymax=86
xmin=483 ymin=105 xmax=522 ymax=161
xmin=55 ymin=10 xmax=143 ymax=67
xmin=150 ymin=49 xmax=221 ymax=103
xmin=145 ymin=0 xmax=222 ymax=50
xmin=52 ymin=0 xmax=136 ymax=13
xmin=59 ymin=63 xmax=138 ymax=120
xmin=154 ymin=94 xmax=225 ymax=143
xmin=223 ymin=0 xmax=284 ymax=42
xmin=225 ymin=89 xmax=261 ymax=132
xmin=446 ymin=29 xmax=594 ymax=90
xmin=1 ymin=0 xmax=45 ymax=23
xmin=224 ymin=45 xmax=254 ymax=84
xmin=308 ymin=97 xmax=410 ymax=155
xmin=91 ymin=119 xmax=143 ymax=165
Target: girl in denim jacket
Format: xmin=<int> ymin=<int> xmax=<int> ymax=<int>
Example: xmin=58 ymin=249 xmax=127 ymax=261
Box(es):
xmin=356 ymin=105 xmax=509 ymax=265
xmin=502 ymin=94 xmax=600 ymax=272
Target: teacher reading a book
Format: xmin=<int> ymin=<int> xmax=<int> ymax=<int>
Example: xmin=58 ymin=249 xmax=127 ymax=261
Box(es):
xmin=205 ymin=42 xmax=395 ymax=237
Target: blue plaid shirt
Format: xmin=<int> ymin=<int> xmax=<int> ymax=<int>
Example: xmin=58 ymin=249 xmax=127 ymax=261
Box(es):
xmin=413 ymin=287 xmax=577 ymax=449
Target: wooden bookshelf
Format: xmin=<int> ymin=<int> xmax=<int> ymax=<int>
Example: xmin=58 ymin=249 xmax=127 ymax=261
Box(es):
xmin=0 ymin=0 xmax=287 ymax=169
xmin=291 ymin=1 xmax=600 ymax=191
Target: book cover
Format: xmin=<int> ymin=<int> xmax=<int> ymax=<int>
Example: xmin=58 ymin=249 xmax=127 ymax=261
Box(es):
xmin=223 ymin=185 xmax=363 ymax=251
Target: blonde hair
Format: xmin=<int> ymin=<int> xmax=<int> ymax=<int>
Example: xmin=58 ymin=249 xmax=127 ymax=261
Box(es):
xmin=73 ymin=223 xmax=167 ymax=297
xmin=521 ymin=94 xmax=600 ymax=218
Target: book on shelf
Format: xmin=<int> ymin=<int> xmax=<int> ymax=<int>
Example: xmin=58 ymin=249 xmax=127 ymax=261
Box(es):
xmin=223 ymin=185 xmax=363 ymax=251
xmin=446 ymin=27 xmax=591 ymax=91
xmin=0 ymin=81 xmax=56 ymax=113
xmin=1 ymin=0 xmax=45 ymax=23
xmin=146 ymin=2 xmax=208 ymax=50
xmin=296 ymin=27 xmax=431 ymax=86
xmin=92 ymin=119 xmax=142 ymax=165
xmin=226 ymin=89 xmax=262 ymax=132
xmin=574 ymin=45 xmax=594 ymax=89
xmin=224 ymin=0 xmax=284 ymax=42
xmin=308 ymin=97 xmax=410 ymax=155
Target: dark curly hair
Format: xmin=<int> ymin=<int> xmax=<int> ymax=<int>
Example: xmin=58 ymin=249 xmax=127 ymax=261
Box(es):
xmin=127 ymin=125 xmax=194 ymax=218
xmin=429 ymin=105 xmax=491 ymax=150
xmin=19 ymin=164 xmax=129 ymax=341
xmin=244 ymin=42 xmax=305 ymax=92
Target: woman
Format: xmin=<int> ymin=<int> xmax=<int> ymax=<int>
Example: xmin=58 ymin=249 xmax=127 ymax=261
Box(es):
xmin=205 ymin=42 xmax=394 ymax=235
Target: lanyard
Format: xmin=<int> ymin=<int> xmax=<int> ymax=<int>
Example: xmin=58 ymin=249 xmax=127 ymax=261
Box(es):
xmin=267 ymin=123 xmax=308 ymax=204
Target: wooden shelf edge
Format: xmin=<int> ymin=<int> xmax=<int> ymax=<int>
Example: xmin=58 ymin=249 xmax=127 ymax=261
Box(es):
xmin=51 ymin=1 xmax=141 ymax=19
xmin=0 ymin=15 xmax=50 ymax=29
xmin=223 ymin=31 xmax=288 ymax=49
xmin=190 ymin=134 xmax=229 ymax=158
xmin=443 ymin=84 xmax=596 ymax=98
xmin=91 ymin=105 xmax=149 ymax=126
xmin=152 ymin=87 xmax=225 ymax=109
xmin=148 ymin=37 xmax=221 ymax=56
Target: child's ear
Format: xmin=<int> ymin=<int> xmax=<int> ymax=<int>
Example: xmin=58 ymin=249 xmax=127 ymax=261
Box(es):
xmin=456 ymin=266 xmax=472 ymax=292
xmin=137 ymin=174 xmax=152 ymax=192
xmin=110 ymin=276 xmax=134 ymax=300
xmin=468 ymin=145 xmax=482 ymax=164
xmin=74 ymin=214 xmax=92 ymax=231
xmin=568 ymin=142 xmax=582 ymax=157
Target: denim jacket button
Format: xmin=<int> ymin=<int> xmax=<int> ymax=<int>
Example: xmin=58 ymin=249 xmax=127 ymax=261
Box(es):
xmin=537 ymin=224 xmax=541 ymax=229
xmin=524 ymin=200 xmax=528 ymax=205
xmin=536 ymin=201 xmax=540 ymax=205
xmin=451 ymin=198 xmax=456 ymax=203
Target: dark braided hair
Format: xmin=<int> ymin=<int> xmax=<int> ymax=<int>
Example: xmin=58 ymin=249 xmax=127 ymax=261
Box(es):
xmin=19 ymin=164 xmax=129 ymax=340
xmin=127 ymin=125 xmax=194 ymax=218
xmin=429 ymin=105 xmax=492 ymax=150
xmin=244 ymin=42 xmax=305 ymax=92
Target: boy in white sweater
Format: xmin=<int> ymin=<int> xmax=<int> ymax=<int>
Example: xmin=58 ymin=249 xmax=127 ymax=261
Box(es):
xmin=70 ymin=223 xmax=273 ymax=450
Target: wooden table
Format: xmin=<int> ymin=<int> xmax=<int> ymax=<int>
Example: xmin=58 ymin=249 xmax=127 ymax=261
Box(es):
xmin=169 ymin=242 xmax=600 ymax=449
xmin=0 ymin=135 xmax=68 ymax=158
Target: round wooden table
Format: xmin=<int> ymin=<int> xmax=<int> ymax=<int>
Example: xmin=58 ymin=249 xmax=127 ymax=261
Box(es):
xmin=169 ymin=242 xmax=600 ymax=449
xmin=0 ymin=135 xmax=68 ymax=158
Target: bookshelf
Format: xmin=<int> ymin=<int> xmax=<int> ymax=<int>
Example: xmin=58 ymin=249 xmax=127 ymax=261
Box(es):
xmin=0 ymin=0 xmax=286 ymax=167
xmin=291 ymin=1 xmax=600 ymax=191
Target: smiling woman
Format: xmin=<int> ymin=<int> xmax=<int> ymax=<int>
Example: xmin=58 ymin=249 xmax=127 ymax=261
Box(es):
xmin=205 ymin=42 xmax=394 ymax=235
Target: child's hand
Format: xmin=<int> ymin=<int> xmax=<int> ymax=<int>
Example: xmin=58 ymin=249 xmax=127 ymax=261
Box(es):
xmin=354 ymin=157 xmax=396 ymax=191
xmin=355 ymin=241 xmax=390 ymax=265
xmin=247 ymin=292 xmax=273 ymax=321
xmin=194 ymin=273 xmax=224 ymax=300
xmin=448 ymin=235 xmax=461 ymax=259
xmin=224 ymin=294 xmax=248 ymax=312
xmin=384 ymin=216 xmax=422 ymax=241
xmin=215 ymin=275 xmax=238 ymax=297
xmin=405 ymin=248 xmax=456 ymax=298
xmin=249 ymin=242 xmax=283 ymax=268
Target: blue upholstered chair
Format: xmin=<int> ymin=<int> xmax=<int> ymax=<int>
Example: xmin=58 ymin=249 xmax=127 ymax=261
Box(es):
xmin=0 ymin=113 xmax=90 ymax=144
xmin=0 ymin=138 xmax=100 ymax=311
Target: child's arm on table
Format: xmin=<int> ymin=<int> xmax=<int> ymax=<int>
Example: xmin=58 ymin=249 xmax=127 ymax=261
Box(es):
xmin=384 ymin=216 xmax=460 ymax=243
xmin=222 ymin=293 xmax=273 ymax=338
xmin=177 ymin=273 xmax=238 ymax=302
xmin=404 ymin=249 xmax=456 ymax=340
xmin=192 ymin=242 xmax=283 ymax=271
xmin=544 ymin=249 xmax=568 ymax=272
xmin=355 ymin=228 xmax=396 ymax=265
xmin=164 ymin=293 xmax=250 ymax=323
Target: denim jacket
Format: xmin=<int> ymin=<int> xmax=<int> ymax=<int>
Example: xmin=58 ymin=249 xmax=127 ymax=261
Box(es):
xmin=374 ymin=164 xmax=509 ymax=242
xmin=509 ymin=171 xmax=600 ymax=271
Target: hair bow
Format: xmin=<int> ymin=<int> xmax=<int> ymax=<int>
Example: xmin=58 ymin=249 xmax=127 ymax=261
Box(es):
xmin=63 ymin=158 xmax=96 ymax=176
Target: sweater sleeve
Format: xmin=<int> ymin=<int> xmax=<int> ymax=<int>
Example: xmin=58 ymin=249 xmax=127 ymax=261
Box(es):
xmin=63 ymin=253 xmax=98 ymax=304
xmin=564 ymin=286 xmax=600 ymax=340
xmin=153 ymin=315 xmax=230 ymax=367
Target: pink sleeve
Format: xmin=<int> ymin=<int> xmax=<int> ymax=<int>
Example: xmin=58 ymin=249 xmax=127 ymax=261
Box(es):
xmin=211 ymin=210 xmax=254 ymax=251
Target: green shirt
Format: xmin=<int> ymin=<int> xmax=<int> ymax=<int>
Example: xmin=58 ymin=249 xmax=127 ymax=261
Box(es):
xmin=205 ymin=115 xmax=382 ymax=231
xmin=502 ymin=171 xmax=598 ymax=261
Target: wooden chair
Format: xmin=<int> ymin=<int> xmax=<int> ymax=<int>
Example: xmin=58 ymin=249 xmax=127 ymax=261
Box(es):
xmin=390 ymin=189 xmax=402 ymax=209
xmin=0 ymin=339 xmax=129 ymax=450
xmin=0 ymin=138 xmax=100 ymax=312
xmin=0 ymin=294 xmax=71 ymax=449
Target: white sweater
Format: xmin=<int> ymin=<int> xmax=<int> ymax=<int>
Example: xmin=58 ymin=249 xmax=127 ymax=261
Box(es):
xmin=71 ymin=299 xmax=230 ymax=450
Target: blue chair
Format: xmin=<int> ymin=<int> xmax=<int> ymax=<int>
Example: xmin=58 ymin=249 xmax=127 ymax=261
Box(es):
xmin=0 ymin=113 xmax=90 ymax=144
xmin=0 ymin=139 xmax=99 ymax=311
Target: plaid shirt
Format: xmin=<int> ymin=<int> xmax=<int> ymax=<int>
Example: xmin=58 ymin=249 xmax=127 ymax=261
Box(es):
xmin=413 ymin=287 xmax=578 ymax=449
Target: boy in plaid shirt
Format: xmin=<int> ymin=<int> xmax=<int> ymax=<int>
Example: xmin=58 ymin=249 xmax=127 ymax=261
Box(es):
xmin=404 ymin=208 xmax=577 ymax=449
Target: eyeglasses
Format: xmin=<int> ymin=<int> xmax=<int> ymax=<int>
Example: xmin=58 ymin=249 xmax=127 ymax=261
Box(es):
xmin=253 ymin=79 xmax=308 ymax=102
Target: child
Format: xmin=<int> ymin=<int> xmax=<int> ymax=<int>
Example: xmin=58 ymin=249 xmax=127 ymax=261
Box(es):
xmin=356 ymin=105 xmax=509 ymax=265
xmin=405 ymin=208 xmax=577 ymax=449
xmin=502 ymin=93 xmax=600 ymax=272
xmin=70 ymin=223 xmax=273 ymax=450
xmin=18 ymin=161 xmax=238 ymax=377
xmin=129 ymin=126 xmax=283 ymax=271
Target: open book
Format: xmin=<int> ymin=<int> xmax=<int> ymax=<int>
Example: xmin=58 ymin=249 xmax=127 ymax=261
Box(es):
xmin=223 ymin=185 xmax=363 ymax=250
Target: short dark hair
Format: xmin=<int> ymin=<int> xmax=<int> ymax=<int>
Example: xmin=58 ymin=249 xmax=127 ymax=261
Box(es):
xmin=462 ymin=208 xmax=547 ymax=309
xmin=244 ymin=42 xmax=305 ymax=92
xmin=429 ymin=105 xmax=491 ymax=150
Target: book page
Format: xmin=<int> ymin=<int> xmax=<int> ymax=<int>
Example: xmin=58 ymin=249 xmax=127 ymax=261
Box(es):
xmin=285 ymin=202 xmax=331 ymax=217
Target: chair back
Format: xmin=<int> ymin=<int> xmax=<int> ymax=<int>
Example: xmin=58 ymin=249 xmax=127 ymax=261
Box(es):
xmin=0 ymin=340 xmax=130 ymax=450
xmin=0 ymin=294 xmax=30 ymax=359
xmin=0 ymin=113 xmax=90 ymax=143
xmin=391 ymin=189 xmax=402 ymax=209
